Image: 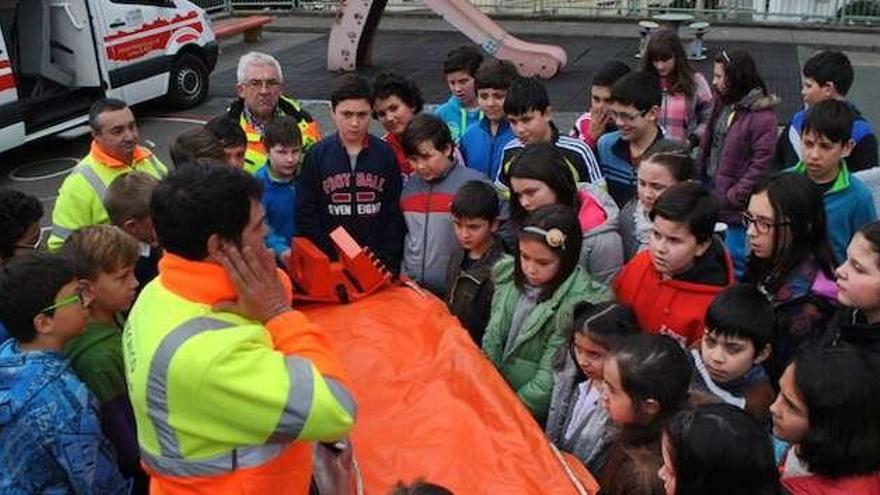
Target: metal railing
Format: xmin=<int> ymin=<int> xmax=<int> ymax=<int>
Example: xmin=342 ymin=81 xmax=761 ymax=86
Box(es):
xmin=192 ymin=0 xmax=880 ymax=24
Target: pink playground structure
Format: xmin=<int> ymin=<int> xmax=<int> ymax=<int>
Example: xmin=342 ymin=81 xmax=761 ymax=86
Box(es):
xmin=327 ymin=0 xmax=568 ymax=79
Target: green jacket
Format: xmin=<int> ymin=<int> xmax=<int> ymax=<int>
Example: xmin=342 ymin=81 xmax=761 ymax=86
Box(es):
xmin=64 ymin=318 xmax=125 ymax=404
xmin=482 ymin=257 xmax=610 ymax=423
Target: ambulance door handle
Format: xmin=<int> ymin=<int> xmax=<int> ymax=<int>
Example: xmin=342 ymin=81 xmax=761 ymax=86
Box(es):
xmin=109 ymin=21 xmax=125 ymax=28
xmin=50 ymin=2 xmax=86 ymax=30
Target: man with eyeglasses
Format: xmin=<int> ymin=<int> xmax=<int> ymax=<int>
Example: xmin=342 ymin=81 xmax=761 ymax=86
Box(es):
xmin=226 ymin=51 xmax=321 ymax=174
xmin=596 ymin=71 xmax=666 ymax=208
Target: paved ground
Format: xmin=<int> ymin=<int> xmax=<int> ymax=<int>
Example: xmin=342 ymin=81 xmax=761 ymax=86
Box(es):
xmin=1 ymin=13 xmax=878 ymax=238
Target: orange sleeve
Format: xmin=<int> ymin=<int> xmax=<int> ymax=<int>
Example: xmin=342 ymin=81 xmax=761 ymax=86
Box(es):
xmin=265 ymin=310 xmax=351 ymax=389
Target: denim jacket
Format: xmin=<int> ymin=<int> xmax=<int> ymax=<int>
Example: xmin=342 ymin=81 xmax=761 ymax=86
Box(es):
xmin=0 ymin=339 xmax=128 ymax=494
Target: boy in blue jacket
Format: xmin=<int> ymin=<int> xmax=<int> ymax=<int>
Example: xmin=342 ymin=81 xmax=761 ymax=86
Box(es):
xmin=0 ymin=253 xmax=128 ymax=494
xmin=257 ymin=116 xmax=301 ymax=267
xmin=459 ymin=59 xmax=519 ymax=181
xmin=296 ymin=74 xmax=405 ymax=270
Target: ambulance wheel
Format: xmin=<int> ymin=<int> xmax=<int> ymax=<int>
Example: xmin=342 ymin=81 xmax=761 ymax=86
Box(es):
xmin=167 ymin=54 xmax=208 ymax=109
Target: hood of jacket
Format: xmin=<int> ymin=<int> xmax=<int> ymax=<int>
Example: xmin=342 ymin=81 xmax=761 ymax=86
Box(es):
xmin=577 ymin=185 xmax=620 ymax=240
xmin=734 ymin=89 xmax=779 ymax=112
xmin=0 ymin=340 xmax=69 ymax=427
xmin=672 ymin=237 xmax=734 ymax=290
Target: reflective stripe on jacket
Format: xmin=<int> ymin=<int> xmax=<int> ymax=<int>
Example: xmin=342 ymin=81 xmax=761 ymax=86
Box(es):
xmin=48 ymin=141 xmax=167 ymax=251
xmin=123 ymin=253 xmax=355 ymax=494
xmin=233 ymin=96 xmax=321 ymax=175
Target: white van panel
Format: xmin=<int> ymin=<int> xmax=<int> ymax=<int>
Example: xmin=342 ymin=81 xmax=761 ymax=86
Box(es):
xmin=49 ymin=0 xmax=102 ymax=87
xmin=115 ymin=72 xmax=170 ymax=106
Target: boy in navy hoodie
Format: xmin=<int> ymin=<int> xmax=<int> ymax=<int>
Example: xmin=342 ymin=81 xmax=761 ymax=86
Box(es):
xmin=257 ymin=116 xmax=301 ymax=267
xmin=296 ymin=74 xmax=405 ymax=270
xmin=0 ymin=254 xmax=128 ymax=494
xmin=459 ymin=59 xmax=519 ymax=181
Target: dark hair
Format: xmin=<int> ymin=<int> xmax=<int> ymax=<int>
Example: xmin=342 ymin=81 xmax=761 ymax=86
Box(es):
xmin=151 ymin=163 xmax=263 ymax=260
xmin=205 ymin=115 xmax=247 ymax=148
xmin=571 ymin=301 xmax=640 ymax=348
xmin=401 ymin=114 xmax=453 ymax=159
xmin=0 ymin=254 xmax=78 ymax=342
xmin=390 ymin=480 xmax=454 ymax=495
xmin=88 ymin=98 xmax=128 ymax=131
xmin=705 ymin=284 xmax=775 ymax=351
xmin=515 ymin=204 xmax=583 ymax=301
xmin=451 ymin=180 xmax=500 ymax=221
xmin=474 ymin=59 xmax=518 ymax=91
xmin=643 ymin=140 xmax=693 ymax=182
xmin=713 ymin=50 xmax=768 ymax=105
xmin=642 ymin=29 xmax=697 ymax=97
xmin=611 ymin=71 xmax=662 ymax=112
xmin=170 ymin=126 xmax=227 ymax=168
xmin=649 ymin=182 xmax=718 ymax=244
xmin=802 ymin=51 xmax=853 ymax=96
xmin=743 ymin=173 xmax=836 ymax=293
xmin=793 ymin=344 xmax=880 ymax=478
xmin=802 ymin=99 xmax=855 ymax=144
xmin=373 ymin=72 xmax=424 ymax=116
xmin=612 ymin=333 xmax=692 ymax=420
xmin=665 ymin=404 xmax=782 ymax=495
xmin=592 ymin=60 xmax=632 ymax=88
xmin=856 ymin=221 xmax=880 ymax=270
xmin=0 ymin=189 xmax=43 ymax=259
xmin=508 ymin=143 xmax=578 ymax=225
xmin=263 ymin=116 xmax=303 ymax=149
xmin=443 ymin=45 xmax=484 ymax=76
xmin=331 ymin=74 xmax=374 ymax=109
xmin=503 ymin=77 xmax=550 ymax=116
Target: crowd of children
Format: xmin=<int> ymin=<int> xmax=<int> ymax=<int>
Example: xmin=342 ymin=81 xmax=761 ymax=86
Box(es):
xmin=1 ymin=38 xmax=880 ymax=494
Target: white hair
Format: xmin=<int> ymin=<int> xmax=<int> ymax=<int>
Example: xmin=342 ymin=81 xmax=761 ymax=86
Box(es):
xmin=236 ymin=51 xmax=284 ymax=84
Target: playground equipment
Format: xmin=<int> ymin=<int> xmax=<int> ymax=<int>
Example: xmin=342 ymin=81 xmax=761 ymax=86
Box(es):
xmin=327 ymin=0 xmax=567 ymax=79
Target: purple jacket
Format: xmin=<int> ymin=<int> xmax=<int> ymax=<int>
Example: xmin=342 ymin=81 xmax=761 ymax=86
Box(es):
xmin=699 ymin=90 xmax=778 ymax=223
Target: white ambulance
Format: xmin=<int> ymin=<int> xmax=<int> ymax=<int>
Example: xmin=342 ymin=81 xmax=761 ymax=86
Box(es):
xmin=0 ymin=0 xmax=217 ymax=154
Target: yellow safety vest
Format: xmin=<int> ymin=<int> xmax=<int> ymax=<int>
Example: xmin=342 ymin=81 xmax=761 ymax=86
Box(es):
xmin=240 ymin=96 xmax=321 ymax=175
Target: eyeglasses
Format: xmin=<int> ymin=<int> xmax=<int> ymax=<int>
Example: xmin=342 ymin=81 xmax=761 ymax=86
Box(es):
xmin=609 ymin=109 xmax=648 ymax=124
xmin=40 ymin=286 xmax=88 ymax=314
xmin=244 ymin=79 xmax=281 ymax=90
xmin=14 ymin=237 xmax=42 ymax=251
xmin=741 ymin=212 xmax=789 ymax=235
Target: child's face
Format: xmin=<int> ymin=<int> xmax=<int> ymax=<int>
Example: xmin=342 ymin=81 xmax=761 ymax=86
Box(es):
xmin=9 ymin=222 xmax=41 ymax=258
xmin=508 ymin=109 xmax=553 ymax=146
xmin=658 ymin=433 xmax=677 ymax=495
xmin=649 ymin=216 xmax=710 ymax=278
xmin=590 ymin=85 xmax=613 ymax=113
xmin=518 ymin=238 xmax=560 ymax=287
xmin=700 ymin=330 xmax=765 ymax=384
xmin=801 ymin=76 xmax=835 ymax=106
xmin=637 ymin=159 xmax=677 ymax=213
xmin=801 ymin=130 xmax=852 ymax=184
xmin=476 ymin=88 xmax=507 ymax=123
xmin=745 ymin=191 xmax=785 ymax=260
xmin=573 ymin=332 xmax=608 ymax=380
xmin=511 ymin=178 xmax=557 ymax=213
xmin=446 ymin=70 xmax=476 ymax=106
xmin=452 ymin=216 xmax=496 ymax=253
xmin=331 ymin=98 xmax=372 ymax=144
xmin=268 ymin=143 xmax=302 ymax=179
xmin=769 ymin=364 xmax=810 ymax=444
xmin=602 ymin=356 xmax=637 ymax=425
xmin=652 ymin=55 xmax=676 ymax=78
xmin=836 ymin=232 xmax=880 ymax=322
xmin=89 ymin=264 xmax=139 ymax=314
xmin=41 ymin=280 xmax=92 ymax=342
xmin=610 ymin=102 xmax=656 ymax=143
xmin=409 ymin=140 xmax=452 ymax=182
xmin=712 ymin=62 xmax=727 ymax=95
xmin=224 ymin=145 xmax=246 ymax=170
xmin=373 ymin=95 xmax=416 ymax=137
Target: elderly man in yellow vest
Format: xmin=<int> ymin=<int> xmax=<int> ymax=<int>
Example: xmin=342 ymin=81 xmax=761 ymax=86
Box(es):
xmin=48 ymin=98 xmax=167 ymax=251
xmin=226 ymin=51 xmax=321 ymax=175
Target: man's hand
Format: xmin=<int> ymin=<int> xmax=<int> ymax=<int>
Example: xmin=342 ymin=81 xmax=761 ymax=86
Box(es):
xmin=214 ymin=244 xmax=291 ymax=323
xmin=589 ymin=107 xmax=609 ymax=142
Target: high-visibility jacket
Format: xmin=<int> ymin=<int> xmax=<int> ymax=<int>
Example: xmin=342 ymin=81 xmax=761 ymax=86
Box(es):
xmin=227 ymin=96 xmax=321 ymax=175
xmin=123 ymin=253 xmax=355 ymax=494
xmin=48 ymin=142 xmax=167 ymax=251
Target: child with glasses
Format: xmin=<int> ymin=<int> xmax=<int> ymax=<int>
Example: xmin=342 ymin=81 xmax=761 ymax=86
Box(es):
xmin=0 ymin=253 xmax=128 ymax=494
xmin=62 ymin=225 xmax=147 ymax=491
xmin=0 ymin=189 xmax=44 ymax=342
xmin=596 ymin=71 xmax=665 ymax=208
xmin=742 ymin=173 xmax=839 ymax=382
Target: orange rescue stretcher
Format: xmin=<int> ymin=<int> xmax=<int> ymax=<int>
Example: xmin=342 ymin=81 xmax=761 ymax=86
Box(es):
xmin=290 ymin=229 xmax=600 ymax=494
